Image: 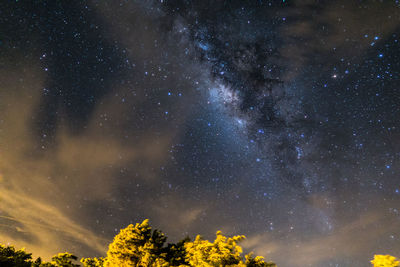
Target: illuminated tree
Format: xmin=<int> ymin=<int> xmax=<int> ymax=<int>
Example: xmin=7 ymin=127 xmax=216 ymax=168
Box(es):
xmin=184 ymin=231 xmax=245 ymax=266
xmin=184 ymin=231 xmax=275 ymax=267
xmin=371 ymin=255 xmax=400 ymax=267
xmin=103 ymin=219 xmax=169 ymax=267
xmin=1 ymin=219 xmax=276 ymax=267
xmin=87 ymin=219 xmax=275 ymax=266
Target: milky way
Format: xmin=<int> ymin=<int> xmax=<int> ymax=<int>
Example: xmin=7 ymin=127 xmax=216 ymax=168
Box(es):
xmin=1 ymin=1 xmax=400 ymax=266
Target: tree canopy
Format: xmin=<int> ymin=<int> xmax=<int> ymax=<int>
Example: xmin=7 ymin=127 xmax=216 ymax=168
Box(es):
xmin=85 ymin=219 xmax=276 ymax=267
xmin=1 ymin=219 xmax=398 ymax=266
xmin=371 ymin=255 xmax=400 ymax=267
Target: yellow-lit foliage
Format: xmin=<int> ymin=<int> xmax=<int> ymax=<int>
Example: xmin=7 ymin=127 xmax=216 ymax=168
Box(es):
xmin=183 ymin=232 xmax=275 ymax=267
xmin=2 ymin=219 xmax=276 ymax=266
xmin=89 ymin=219 xmax=276 ymax=266
xmin=371 ymin=255 xmax=400 ymax=267
xmin=104 ymin=219 xmax=169 ymax=267
xmin=184 ymin=231 xmax=245 ymax=266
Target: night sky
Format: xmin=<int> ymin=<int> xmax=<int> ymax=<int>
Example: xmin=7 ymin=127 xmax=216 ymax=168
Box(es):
xmin=1 ymin=1 xmax=400 ymax=266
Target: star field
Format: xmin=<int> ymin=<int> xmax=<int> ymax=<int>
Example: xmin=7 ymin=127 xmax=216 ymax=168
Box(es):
xmin=0 ymin=1 xmax=400 ymax=266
